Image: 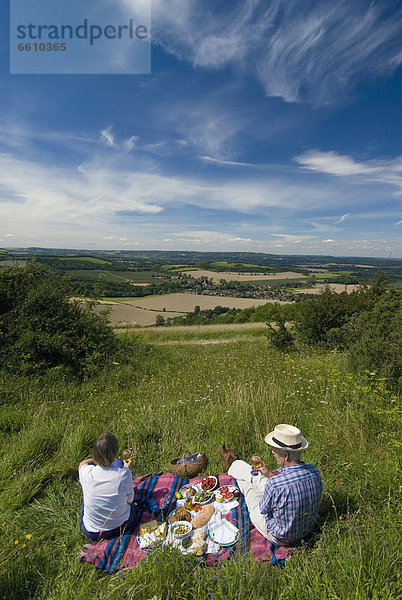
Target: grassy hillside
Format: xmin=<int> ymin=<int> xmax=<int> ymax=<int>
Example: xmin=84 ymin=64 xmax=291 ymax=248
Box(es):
xmin=0 ymin=330 xmax=400 ymax=599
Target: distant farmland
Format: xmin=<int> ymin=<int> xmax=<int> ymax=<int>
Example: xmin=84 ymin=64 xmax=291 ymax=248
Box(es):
xmin=97 ymin=293 xmax=291 ymax=327
xmin=182 ymin=270 xmax=308 ymax=282
xmin=294 ymin=283 xmax=359 ymax=294
xmin=69 ymin=270 xmax=159 ymax=284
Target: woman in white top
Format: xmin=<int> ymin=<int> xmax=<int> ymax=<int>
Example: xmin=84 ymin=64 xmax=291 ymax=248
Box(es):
xmin=79 ymin=432 xmax=136 ymax=541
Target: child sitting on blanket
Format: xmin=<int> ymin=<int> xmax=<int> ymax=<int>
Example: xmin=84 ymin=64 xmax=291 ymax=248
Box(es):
xmin=79 ymin=432 xmax=159 ymax=541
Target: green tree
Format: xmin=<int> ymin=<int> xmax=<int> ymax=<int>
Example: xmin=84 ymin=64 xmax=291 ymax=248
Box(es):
xmin=294 ymin=285 xmax=367 ymax=347
xmin=266 ymin=319 xmax=294 ymax=351
xmin=155 ymin=314 xmax=165 ymax=326
xmin=346 ymin=290 xmax=401 ymax=386
xmin=0 ymin=262 xmax=117 ymax=376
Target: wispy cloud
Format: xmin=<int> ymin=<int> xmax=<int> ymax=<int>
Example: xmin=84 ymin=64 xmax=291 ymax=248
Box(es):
xmin=168 ymin=230 xmax=253 ymax=244
xmin=141 ymin=0 xmax=402 ymax=106
xmin=295 ymin=150 xmax=402 ymax=196
xmin=295 ymin=151 xmax=375 ymax=176
xmin=100 ymin=126 xmax=115 ymax=147
xmin=333 ymin=213 xmax=351 ymax=224
xmin=198 ymin=156 xmax=263 ymax=168
xmin=256 ymin=0 xmax=402 ymax=105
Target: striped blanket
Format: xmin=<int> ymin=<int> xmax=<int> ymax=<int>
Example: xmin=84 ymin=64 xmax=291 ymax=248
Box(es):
xmin=79 ymin=473 xmax=292 ymax=573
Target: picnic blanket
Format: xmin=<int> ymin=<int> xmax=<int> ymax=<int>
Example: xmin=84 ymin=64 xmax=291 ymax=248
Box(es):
xmin=79 ymin=472 xmax=292 ymax=573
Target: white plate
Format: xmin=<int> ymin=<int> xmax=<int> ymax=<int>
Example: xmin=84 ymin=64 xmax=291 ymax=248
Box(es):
xmin=216 ymin=485 xmax=238 ymax=503
xmin=207 ymin=519 xmax=239 ymax=547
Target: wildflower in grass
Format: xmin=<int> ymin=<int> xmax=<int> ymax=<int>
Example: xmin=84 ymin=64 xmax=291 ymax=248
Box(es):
xmin=26 ymin=534 xmax=32 ymax=540
xmin=113 ymin=362 xmax=119 ymax=365
xmin=21 ymin=544 xmax=26 ymax=548
xmin=1 ymin=522 xmax=5 ymax=526
xmin=14 ymin=540 xmax=18 ymax=545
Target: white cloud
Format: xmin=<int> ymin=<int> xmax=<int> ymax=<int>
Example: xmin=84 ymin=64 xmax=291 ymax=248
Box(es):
xmin=172 ymin=230 xmax=252 ymax=244
xmin=128 ymin=0 xmax=402 ymax=106
xmin=256 ymin=1 xmax=402 ymax=105
xmin=333 ymin=213 xmax=351 ymax=224
xmin=125 ymin=136 xmax=138 ymax=151
xmin=295 ymin=151 xmax=375 ymax=176
xmin=100 ymin=126 xmax=114 ymax=147
xmin=295 ymin=150 xmax=402 ymax=196
xmin=1 ymin=119 xmax=401 ymax=256
xmin=168 ymin=91 xmax=251 ymax=159
xmin=199 ymin=156 xmax=262 ymax=168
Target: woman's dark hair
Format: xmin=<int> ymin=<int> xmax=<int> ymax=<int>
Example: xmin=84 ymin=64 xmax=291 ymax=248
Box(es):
xmin=93 ymin=432 xmax=119 ymax=467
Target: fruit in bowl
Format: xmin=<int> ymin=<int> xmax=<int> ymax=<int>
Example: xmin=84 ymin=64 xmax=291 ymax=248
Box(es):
xmin=200 ymin=476 xmax=217 ymax=491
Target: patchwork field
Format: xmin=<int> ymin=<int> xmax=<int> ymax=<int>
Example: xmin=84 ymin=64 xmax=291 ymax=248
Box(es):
xmin=294 ymin=283 xmax=360 ymax=294
xmin=69 ymin=270 xmax=157 ymax=283
xmin=97 ymin=293 xmax=290 ymax=326
xmin=182 ymin=270 xmax=308 ymax=282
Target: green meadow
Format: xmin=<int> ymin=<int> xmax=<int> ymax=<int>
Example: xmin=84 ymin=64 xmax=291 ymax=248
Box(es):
xmin=0 ymin=330 xmax=400 ymax=600
xmin=70 ymin=270 xmax=162 ymax=283
xmin=311 ymin=272 xmax=353 ymax=280
xmin=63 ymin=257 xmax=112 ymax=265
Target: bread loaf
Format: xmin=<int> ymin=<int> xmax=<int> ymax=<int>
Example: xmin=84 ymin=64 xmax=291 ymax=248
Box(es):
xmin=190 ymin=504 xmax=214 ymax=529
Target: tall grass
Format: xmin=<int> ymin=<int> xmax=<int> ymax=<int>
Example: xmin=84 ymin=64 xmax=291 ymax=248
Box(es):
xmin=0 ymin=334 xmax=400 ymax=599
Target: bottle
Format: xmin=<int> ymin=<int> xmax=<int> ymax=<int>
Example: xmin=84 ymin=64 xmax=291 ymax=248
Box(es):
xmin=250 ymin=455 xmax=262 ymax=476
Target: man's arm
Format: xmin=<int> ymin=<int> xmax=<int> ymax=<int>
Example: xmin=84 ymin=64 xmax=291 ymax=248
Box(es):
xmin=256 ymin=461 xmax=279 ymax=478
xmin=78 ymin=458 xmax=95 ymax=472
xmin=259 ymin=481 xmax=273 ymax=517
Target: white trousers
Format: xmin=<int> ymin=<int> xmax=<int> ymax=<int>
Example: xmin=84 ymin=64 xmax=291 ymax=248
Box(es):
xmin=228 ymin=459 xmax=280 ymax=544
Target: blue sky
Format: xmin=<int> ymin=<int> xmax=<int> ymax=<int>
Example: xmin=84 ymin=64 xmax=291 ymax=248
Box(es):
xmin=1 ymin=0 xmax=402 ymax=257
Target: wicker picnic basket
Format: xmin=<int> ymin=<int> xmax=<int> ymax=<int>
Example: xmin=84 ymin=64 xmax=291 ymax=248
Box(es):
xmin=169 ymin=452 xmax=207 ymax=478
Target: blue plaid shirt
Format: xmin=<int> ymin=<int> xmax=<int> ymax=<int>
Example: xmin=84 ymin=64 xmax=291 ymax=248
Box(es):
xmin=259 ymin=463 xmax=322 ymax=544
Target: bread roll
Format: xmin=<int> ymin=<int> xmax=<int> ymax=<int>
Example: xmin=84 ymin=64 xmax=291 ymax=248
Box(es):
xmin=190 ymin=504 xmax=214 ymax=529
xmin=174 ymin=507 xmax=188 ymax=521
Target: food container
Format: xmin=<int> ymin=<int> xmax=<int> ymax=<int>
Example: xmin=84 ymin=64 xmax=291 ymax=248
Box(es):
xmin=168 ymin=509 xmax=191 ymax=524
xmin=179 ymin=484 xmax=197 ymax=499
xmin=200 ymin=476 xmax=218 ymax=491
xmin=215 ymin=493 xmax=223 ymax=503
xmin=172 ymin=521 xmax=193 ymax=540
xmin=192 ymin=490 xmax=214 ymax=506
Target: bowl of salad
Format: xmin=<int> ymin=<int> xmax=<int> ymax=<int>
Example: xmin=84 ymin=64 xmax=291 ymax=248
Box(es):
xmin=172 ymin=521 xmax=193 ymax=539
xmin=192 ymin=489 xmax=214 ymax=505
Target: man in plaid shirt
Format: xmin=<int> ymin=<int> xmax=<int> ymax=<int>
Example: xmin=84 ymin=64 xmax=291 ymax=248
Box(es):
xmin=220 ymin=424 xmax=322 ymax=545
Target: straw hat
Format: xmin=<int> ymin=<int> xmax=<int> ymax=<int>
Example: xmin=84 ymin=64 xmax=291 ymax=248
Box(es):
xmin=265 ymin=424 xmax=309 ymax=451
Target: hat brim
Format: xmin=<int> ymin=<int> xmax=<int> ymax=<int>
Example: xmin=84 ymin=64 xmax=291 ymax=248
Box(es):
xmin=265 ymin=431 xmax=309 ymax=451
